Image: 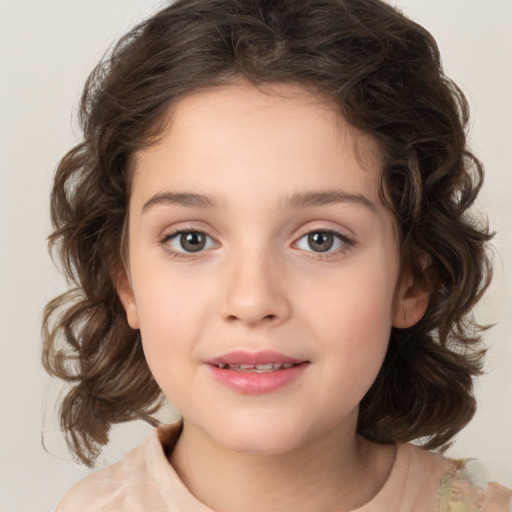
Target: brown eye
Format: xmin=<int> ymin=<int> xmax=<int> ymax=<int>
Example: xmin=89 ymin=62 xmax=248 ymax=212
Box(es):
xmin=179 ymin=232 xmax=207 ymax=252
xmin=163 ymin=230 xmax=215 ymax=254
xmin=295 ymin=230 xmax=352 ymax=255
xmin=307 ymin=232 xmax=334 ymax=252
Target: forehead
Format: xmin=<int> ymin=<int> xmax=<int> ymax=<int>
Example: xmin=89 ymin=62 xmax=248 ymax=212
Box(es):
xmin=131 ymin=82 xmax=385 ymax=209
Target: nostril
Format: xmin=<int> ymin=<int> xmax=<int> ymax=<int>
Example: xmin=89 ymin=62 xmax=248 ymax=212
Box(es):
xmin=219 ymin=293 xmax=292 ymax=327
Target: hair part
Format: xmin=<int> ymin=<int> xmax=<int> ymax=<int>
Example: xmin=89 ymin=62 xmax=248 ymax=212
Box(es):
xmin=43 ymin=0 xmax=493 ymax=466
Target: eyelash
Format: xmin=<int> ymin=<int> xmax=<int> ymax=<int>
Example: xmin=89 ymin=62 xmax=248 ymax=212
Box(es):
xmin=159 ymin=228 xmax=216 ymax=261
xmin=294 ymin=228 xmax=355 ymax=259
xmin=159 ymin=227 xmax=355 ymax=261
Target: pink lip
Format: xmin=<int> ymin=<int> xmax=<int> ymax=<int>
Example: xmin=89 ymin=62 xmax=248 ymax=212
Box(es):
xmin=205 ymin=350 xmax=309 ymax=395
xmin=206 ymin=350 xmax=303 ymax=366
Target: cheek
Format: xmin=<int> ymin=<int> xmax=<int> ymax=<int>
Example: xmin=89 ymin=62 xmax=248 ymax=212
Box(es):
xmin=303 ymin=259 xmax=397 ymax=384
xmin=136 ymin=300 xmax=196 ymax=408
xmin=131 ymin=266 xmax=217 ymax=386
xmin=132 ymin=257 xmax=210 ymax=332
xmin=307 ymin=258 xmax=397 ymax=331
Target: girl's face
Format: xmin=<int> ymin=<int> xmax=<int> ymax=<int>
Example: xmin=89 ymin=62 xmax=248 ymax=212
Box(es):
xmin=119 ymin=82 xmax=426 ymax=455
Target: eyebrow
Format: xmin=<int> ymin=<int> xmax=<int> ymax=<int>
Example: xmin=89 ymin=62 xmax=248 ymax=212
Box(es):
xmin=282 ymin=190 xmax=377 ymax=212
xmin=142 ymin=191 xmax=225 ymax=214
xmin=141 ymin=189 xmax=377 ymax=214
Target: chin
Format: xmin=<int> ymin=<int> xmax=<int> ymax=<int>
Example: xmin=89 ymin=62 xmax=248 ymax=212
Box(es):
xmin=221 ymin=431 xmax=302 ymax=456
xmin=207 ymin=413 xmax=315 ymax=457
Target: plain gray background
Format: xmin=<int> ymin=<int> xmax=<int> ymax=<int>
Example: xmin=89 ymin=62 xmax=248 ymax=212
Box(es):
xmin=1 ymin=1 xmax=511 ymax=510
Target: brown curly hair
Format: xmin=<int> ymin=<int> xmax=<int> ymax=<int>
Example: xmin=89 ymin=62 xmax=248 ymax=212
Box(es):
xmin=43 ymin=0 xmax=493 ymax=466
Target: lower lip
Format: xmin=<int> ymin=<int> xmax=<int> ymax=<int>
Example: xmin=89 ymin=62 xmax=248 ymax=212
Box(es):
xmin=207 ymin=363 xmax=309 ymax=395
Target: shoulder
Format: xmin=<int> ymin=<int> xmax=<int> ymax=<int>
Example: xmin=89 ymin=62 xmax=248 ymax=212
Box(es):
xmin=399 ymin=443 xmax=511 ymax=512
xmin=56 ymin=460 xmax=125 ymax=512
xmin=439 ymin=458 xmax=512 ymax=512
xmin=57 ymin=423 xmax=183 ymax=512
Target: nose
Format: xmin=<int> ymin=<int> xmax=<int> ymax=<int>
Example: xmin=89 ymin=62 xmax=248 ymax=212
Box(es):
xmin=218 ymin=249 xmax=292 ymax=328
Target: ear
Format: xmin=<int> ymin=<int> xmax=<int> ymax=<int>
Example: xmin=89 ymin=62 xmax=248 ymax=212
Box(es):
xmin=392 ymin=270 xmax=429 ymax=329
xmin=115 ymin=268 xmax=140 ymax=330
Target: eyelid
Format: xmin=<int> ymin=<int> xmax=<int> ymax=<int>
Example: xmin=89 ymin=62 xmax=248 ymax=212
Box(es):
xmin=292 ymin=226 xmax=355 ymax=256
xmin=157 ymin=223 xmax=355 ymax=260
xmin=159 ymin=227 xmax=219 ymax=259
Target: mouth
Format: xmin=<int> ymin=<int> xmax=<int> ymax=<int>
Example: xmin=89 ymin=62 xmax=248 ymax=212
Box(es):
xmin=215 ymin=362 xmax=297 ymax=372
xmin=205 ymin=351 xmax=309 ymax=395
xmin=206 ymin=350 xmax=307 ymax=370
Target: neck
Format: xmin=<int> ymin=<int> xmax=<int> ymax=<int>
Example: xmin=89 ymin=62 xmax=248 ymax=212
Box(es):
xmin=169 ymin=417 xmax=395 ymax=512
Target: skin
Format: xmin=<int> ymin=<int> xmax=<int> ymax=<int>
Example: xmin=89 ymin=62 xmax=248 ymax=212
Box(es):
xmin=117 ymin=82 xmax=428 ymax=512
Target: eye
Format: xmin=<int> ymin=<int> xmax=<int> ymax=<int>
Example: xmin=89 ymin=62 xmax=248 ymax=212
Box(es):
xmin=295 ymin=230 xmax=352 ymax=253
xmin=163 ymin=230 xmax=216 ymax=253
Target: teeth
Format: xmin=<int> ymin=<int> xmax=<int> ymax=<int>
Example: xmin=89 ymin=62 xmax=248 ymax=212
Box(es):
xmin=216 ymin=362 xmax=296 ymax=372
xmin=255 ymin=363 xmax=274 ymax=370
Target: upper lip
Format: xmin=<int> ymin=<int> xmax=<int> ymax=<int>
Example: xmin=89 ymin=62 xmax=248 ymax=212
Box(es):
xmin=206 ymin=350 xmax=306 ymax=366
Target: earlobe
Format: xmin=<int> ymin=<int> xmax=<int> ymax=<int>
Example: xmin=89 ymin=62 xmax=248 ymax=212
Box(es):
xmin=392 ymin=273 xmax=429 ymax=329
xmin=115 ymin=269 xmax=140 ymax=330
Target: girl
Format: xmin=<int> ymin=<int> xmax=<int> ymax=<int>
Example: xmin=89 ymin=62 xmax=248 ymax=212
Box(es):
xmin=43 ymin=0 xmax=511 ymax=510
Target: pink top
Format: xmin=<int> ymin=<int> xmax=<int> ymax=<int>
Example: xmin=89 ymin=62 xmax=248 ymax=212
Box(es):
xmin=57 ymin=423 xmax=511 ymax=511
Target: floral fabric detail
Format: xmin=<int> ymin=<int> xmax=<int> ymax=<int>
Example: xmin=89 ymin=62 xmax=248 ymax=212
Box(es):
xmin=439 ymin=475 xmax=482 ymax=512
xmin=438 ymin=461 xmax=512 ymax=512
